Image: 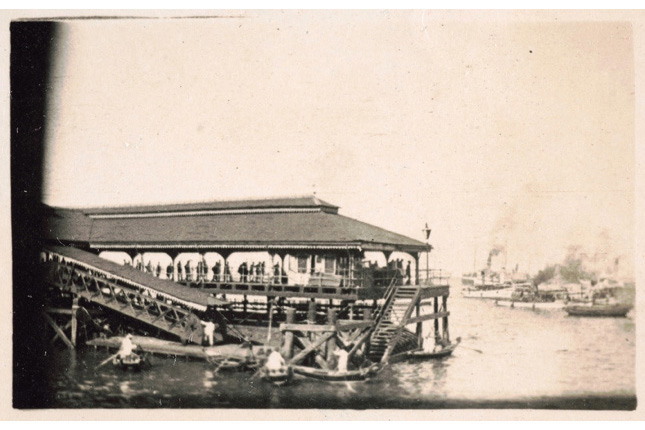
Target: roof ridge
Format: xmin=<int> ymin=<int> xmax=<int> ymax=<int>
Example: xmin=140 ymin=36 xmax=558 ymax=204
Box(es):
xmin=48 ymin=194 xmax=338 ymax=212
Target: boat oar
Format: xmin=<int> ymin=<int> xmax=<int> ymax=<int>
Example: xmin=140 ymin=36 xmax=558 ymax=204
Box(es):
xmin=459 ymin=345 xmax=483 ymax=354
xmin=96 ymin=352 xmax=120 ymax=369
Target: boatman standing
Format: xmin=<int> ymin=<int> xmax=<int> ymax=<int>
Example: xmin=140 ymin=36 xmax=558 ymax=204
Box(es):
xmin=202 ymin=320 xmax=215 ymax=346
xmin=118 ymin=334 xmax=137 ymax=359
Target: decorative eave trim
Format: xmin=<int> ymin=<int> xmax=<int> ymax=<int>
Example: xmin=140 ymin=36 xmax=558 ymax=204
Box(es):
xmin=87 ymin=207 xmax=325 ymax=219
xmin=90 ymin=243 xmax=363 ymax=251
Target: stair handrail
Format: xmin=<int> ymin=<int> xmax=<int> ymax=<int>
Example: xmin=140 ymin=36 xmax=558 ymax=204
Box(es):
xmin=379 ymin=285 xmax=423 ymax=365
xmin=370 ymin=275 xmax=401 ymax=338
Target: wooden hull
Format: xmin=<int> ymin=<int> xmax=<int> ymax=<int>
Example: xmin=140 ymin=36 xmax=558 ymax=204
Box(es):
xmin=405 ymin=340 xmax=460 ymax=360
xmin=113 ymin=353 xmax=145 ymax=371
xmin=292 ymin=365 xmax=379 ymax=382
xmin=564 ymin=304 xmax=632 ymax=317
xmin=260 ymin=366 xmax=293 ymax=386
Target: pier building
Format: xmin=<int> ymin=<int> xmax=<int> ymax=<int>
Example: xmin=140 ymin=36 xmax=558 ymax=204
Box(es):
xmin=41 ymin=196 xmax=451 ymax=365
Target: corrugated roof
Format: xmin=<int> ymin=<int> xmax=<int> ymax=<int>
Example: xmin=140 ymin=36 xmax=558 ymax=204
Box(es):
xmin=43 ymin=197 xmax=427 ymax=253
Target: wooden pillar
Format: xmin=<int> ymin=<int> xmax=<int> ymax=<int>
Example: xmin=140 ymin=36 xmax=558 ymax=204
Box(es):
xmin=442 ymin=295 xmax=450 ymax=343
xmin=282 ymin=307 xmax=296 ymax=359
xmin=71 ymin=296 xmax=79 ymax=347
xmin=362 ymin=307 xmax=372 ymax=355
xmin=168 ymin=252 xmax=179 ymax=282
xmin=416 ymin=302 xmax=423 ymax=349
xmin=326 ymin=308 xmax=337 ymax=363
xmin=243 ymin=295 xmax=248 ymax=319
xmin=434 ymin=296 xmax=440 ymax=342
xmin=307 ymin=299 xmax=317 ymax=323
xmin=414 ymin=252 xmax=420 ymax=286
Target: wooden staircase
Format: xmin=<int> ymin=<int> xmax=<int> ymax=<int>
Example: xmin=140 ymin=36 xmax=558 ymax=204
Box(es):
xmin=369 ymin=282 xmax=422 ymax=363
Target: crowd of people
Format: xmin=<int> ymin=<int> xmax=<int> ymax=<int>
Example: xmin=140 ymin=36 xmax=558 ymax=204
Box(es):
xmin=127 ymin=258 xmax=286 ymax=284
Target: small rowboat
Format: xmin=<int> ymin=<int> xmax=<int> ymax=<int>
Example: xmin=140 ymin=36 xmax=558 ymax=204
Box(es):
xmin=112 ymin=353 xmax=148 ymax=371
xmin=564 ymin=303 xmax=632 ymax=317
xmin=260 ymin=365 xmax=293 ymax=386
xmin=292 ymin=364 xmax=380 ymax=382
xmin=405 ymin=338 xmax=461 ymax=360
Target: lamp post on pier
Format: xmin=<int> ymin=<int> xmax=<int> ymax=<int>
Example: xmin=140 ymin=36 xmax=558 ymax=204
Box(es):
xmin=422 ymin=223 xmax=432 ymax=283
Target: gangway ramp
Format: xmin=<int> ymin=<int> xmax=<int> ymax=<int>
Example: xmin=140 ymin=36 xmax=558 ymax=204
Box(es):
xmin=42 ymin=245 xmax=227 ymax=344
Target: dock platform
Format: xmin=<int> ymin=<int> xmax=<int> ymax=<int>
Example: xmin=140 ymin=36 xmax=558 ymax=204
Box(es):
xmin=87 ymin=335 xmax=267 ymax=362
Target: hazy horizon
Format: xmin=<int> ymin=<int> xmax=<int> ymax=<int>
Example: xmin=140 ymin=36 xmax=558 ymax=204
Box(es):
xmin=40 ymin=11 xmax=635 ymax=277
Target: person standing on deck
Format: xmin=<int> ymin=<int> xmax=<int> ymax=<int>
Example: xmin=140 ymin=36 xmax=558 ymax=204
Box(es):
xmin=166 ymin=262 xmax=173 ymax=280
xmin=249 ymin=263 xmax=256 ymax=282
xmin=177 ymin=262 xmax=183 ymax=281
xmin=213 ymin=261 xmax=221 ymax=282
xmin=273 ymin=263 xmax=280 ymax=284
xmin=224 ymin=262 xmax=231 ymax=282
xmin=146 ymin=260 xmax=153 ymax=274
xmin=202 ymin=321 xmax=215 ymax=346
xmin=405 ymin=261 xmax=411 ymax=285
xmin=238 ymin=262 xmax=245 ymax=283
xmin=197 ymin=261 xmax=203 ymax=282
xmin=156 ymin=262 xmax=162 ymax=278
xmin=185 ymin=261 xmax=192 ymax=282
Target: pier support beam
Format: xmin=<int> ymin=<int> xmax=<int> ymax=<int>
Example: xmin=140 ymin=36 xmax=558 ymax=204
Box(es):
xmin=71 ymin=296 xmax=79 ymax=347
xmin=442 ymin=295 xmax=450 ymax=343
xmin=434 ymin=297 xmax=440 ymax=342
xmin=415 ymin=302 xmax=423 ymax=349
xmin=282 ymin=308 xmax=296 ymax=359
xmin=326 ymin=308 xmax=337 ymax=363
xmin=307 ymin=300 xmax=317 ymax=323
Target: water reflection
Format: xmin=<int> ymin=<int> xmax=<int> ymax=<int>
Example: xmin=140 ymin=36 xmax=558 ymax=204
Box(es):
xmin=43 ymin=290 xmax=635 ymax=408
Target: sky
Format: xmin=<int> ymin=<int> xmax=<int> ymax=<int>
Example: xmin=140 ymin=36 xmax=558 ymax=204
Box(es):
xmin=41 ymin=10 xmax=635 ymax=276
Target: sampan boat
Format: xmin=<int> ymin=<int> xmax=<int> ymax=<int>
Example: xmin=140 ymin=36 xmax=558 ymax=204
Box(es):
xmin=405 ymin=337 xmax=461 ymax=360
xmin=564 ymin=303 xmax=632 ymax=317
xmin=112 ymin=353 xmax=148 ymax=371
xmin=292 ymin=364 xmax=380 ymax=382
xmin=260 ymin=365 xmax=293 ymax=386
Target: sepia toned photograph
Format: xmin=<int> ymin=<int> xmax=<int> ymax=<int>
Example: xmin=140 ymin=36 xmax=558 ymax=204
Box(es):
xmin=5 ymin=9 xmax=640 ymax=414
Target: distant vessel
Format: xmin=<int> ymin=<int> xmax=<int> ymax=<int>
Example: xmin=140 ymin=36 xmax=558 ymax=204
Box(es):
xmin=564 ymin=302 xmax=632 ymax=317
xmin=493 ymin=283 xmax=566 ymax=310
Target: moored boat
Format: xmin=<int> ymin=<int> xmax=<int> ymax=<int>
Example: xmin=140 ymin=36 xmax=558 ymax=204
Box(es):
xmin=404 ymin=337 xmax=461 ymax=360
xmin=564 ymin=303 xmax=632 ymax=317
xmin=112 ymin=353 xmax=148 ymax=371
xmin=292 ymin=364 xmax=380 ymax=382
xmin=260 ymin=364 xmax=293 ymax=386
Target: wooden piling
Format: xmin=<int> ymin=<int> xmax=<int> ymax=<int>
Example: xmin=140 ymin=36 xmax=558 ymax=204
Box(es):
xmin=71 ymin=296 xmax=79 ymax=347
xmin=434 ymin=297 xmax=440 ymax=341
xmin=415 ymin=302 xmax=423 ymax=349
xmin=326 ymin=308 xmax=337 ymax=364
xmin=442 ymin=295 xmax=449 ymax=343
xmin=282 ymin=307 xmax=296 ymax=359
xmin=307 ymin=300 xmax=317 ymax=323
